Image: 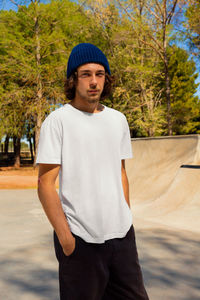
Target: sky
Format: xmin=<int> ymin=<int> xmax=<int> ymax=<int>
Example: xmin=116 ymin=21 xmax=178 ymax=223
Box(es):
xmin=0 ymin=0 xmax=49 ymax=10
xmin=1 ymin=0 xmax=20 ymax=11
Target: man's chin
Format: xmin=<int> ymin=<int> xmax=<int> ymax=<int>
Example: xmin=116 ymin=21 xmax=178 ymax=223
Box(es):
xmin=87 ymin=96 xmax=101 ymax=103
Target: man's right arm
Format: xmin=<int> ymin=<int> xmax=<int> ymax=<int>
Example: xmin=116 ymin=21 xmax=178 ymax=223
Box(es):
xmin=37 ymin=163 xmax=75 ymax=256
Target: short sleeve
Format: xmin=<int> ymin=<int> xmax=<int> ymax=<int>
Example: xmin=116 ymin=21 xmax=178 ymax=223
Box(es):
xmin=36 ymin=114 xmax=62 ymax=165
xmin=120 ymin=115 xmax=133 ymax=159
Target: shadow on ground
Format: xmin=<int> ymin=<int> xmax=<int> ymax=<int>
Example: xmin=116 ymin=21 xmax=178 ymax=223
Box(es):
xmin=1 ymin=228 xmax=200 ymax=300
xmin=1 ymin=187 xmax=200 ymax=300
xmin=0 ymin=233 xmax=59 ymax=300
xmin=135 ymin=227 xmax=200 ymax=300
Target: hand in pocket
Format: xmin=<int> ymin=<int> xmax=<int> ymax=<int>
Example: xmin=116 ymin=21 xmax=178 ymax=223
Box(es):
xmin=62 ymin=236 xmax=76 ymax=257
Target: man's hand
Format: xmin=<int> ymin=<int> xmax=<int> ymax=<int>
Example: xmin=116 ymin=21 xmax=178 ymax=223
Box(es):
xmin=62 ymin=236 xmax=76 ymax=256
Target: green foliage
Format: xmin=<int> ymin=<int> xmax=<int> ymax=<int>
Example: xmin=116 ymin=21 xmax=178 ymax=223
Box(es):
xmin=0 ymin=0 xmax=200 ymax=146
xmin=89 ymin=1 xmax=167 ymax=137
xmin=185 ymin=1 xmax=200 ymax=59
xmin=167 ymin=45 xmax=200 ymax=134
xmin=0 ymin=0 xmax=96 ymax=142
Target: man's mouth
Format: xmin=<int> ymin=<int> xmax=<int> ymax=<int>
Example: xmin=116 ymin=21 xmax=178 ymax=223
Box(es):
xmin=88 ymin=90 xmax=98 ymax=93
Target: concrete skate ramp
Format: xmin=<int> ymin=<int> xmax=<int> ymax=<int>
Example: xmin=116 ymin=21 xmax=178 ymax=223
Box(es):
xmin=126 ymin=135 xmax=200 ymax=233
xmin=132 ymin=166 xmax=200 ymax=232
xmin=127 ymin=135 xmax=200 ymax=203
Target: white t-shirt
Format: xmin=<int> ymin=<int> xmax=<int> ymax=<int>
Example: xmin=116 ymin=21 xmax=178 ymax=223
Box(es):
xmin=36 ymin=103 xmax=133 ymax=243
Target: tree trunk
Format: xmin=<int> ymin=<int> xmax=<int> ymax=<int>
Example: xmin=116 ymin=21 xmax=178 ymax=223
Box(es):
xmin=27 ymin=123 xmax=34 ymax=163
xmin=13 ymin=136 xmax=16 ymax=154
xmin=34 ymin=114 xmax=42 ymax=167
xmin=163 ymin=3 xmax=172 ymax=136
xmin=33 ymin=131 xmax=36 ymax=155
xmin=13 ymin=137 xmax=21 ymax=168
xmin=33 ymin=1 xmax=43 ymax=167
xmin=164 ymin=61 xmax=172 ymax=135
xmin=28 ymin=137 xmax=34 ymax=163
xmin=4 ymin=135 xmax=9 ymax=155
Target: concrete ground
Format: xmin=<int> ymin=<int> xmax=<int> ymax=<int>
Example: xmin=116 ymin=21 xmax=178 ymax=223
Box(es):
xmin=1 ymin=135 xmax=200 ymax=299
xmin=0 ymin=189 xmax=200 ymax=300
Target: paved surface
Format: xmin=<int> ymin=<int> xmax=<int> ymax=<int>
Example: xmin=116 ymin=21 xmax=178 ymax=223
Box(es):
xmin=0 ymin=189 xmax=58 ymax=300
xmin=1 ymin=135 xmax=200 ymax=299
xmin=0 ymin=189 xmax=200 ymax=300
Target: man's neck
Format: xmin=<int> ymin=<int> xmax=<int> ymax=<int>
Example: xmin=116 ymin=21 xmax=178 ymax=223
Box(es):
xmin=69 ymin=100 xmax=104 ymax=114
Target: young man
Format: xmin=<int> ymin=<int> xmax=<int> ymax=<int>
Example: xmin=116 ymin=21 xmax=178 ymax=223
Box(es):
xmin=36 ymin=43 xmax=149 ymax=300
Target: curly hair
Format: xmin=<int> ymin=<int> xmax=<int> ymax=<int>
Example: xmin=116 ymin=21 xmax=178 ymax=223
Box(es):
xmin=64 ymin=71 xmax=114 ymax=101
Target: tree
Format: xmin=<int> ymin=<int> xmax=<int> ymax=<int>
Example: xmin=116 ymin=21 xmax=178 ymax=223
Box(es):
xmin=0 ymin=0 xmax=94 ymax=166
xmin=0 ymin=9 xmax=29 ymax=167
xmin=113 ymin=0 xmax=184 ymax=135
xmin=80 ymin=0 xmax=166 ymax=136
xmin=167 ymin=45 xmax=200 ymax=134
xmin=185 ymin=1 xmax=200 ymax=60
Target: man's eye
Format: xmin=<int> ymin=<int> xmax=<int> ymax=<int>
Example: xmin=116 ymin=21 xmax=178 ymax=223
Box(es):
xmin=97 ymin=73 xmax=105 ymax=77
xmin=81 ymin=73 xmax=90 ymax=77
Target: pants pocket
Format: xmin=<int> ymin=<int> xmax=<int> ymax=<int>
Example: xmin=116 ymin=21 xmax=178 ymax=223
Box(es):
xmin=65 ymin=235 xmax=80 ymax=258
xmin=53 ymin=231 xmax=80 ymax=262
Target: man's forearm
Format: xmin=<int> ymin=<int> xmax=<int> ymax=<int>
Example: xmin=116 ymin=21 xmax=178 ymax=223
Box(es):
xmin=121 ymin=170 xmax=130 ymax=208
xmin=37 ymin=182 xmax=73 ymax=246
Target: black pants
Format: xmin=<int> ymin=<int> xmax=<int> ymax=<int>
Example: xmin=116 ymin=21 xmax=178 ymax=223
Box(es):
xmin=53 ymin=224 xmax=149 ymax=300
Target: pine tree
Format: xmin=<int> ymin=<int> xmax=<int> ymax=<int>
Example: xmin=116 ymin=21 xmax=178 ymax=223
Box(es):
xmin=166 ymin=45 xmax=199 ymax=134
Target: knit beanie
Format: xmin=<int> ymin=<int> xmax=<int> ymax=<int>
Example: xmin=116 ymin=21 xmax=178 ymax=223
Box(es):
xmin=66 ymin=43 xmax=111 ymax=78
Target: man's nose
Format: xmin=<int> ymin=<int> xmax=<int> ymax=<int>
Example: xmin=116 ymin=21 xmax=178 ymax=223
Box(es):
xmin=90 ymin=74 xmax=97 ymax=85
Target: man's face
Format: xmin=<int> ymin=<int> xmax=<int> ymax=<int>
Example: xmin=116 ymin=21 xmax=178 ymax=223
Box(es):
xmin=75 ymin=63 xmax=105 ymax=104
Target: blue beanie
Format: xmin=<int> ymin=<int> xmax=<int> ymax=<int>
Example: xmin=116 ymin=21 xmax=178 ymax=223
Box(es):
xmin=66 ymin=43 xmax=111 ymax=78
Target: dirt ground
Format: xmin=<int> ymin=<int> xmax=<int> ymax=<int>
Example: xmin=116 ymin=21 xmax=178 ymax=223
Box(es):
xmin=0 ymin=167 xmax=59 ymax=189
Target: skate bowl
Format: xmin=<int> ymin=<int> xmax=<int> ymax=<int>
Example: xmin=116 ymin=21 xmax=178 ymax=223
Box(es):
xmin=126 ymin=135 xmax=200 ymax=233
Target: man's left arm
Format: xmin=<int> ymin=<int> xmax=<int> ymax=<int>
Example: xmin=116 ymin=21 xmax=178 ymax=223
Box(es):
xmin=121 ymin=159 xmax=130 ymax=208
